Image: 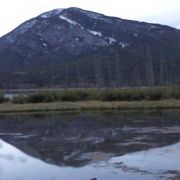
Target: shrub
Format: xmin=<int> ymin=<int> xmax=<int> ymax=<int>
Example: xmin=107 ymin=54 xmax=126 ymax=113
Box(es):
xmin=43 ymin=91 xmax=59 ymax=102
xmin=58 ymin=90 xmax=88 ymax=101
xmin=86 ymin=89 xmax=99 ymax=100
xmin=95 ymin=90 xmax=118 ymax=101
xmin=26 ymin=93 xmax=46 ymax=103
xmin=163 ymin=86 xmax=180 ymax=99
xmin=12 ymin=96 xmax=27 ymax=104
xmin=119 ymin=89 xmax=140 ymax=101
xmin=10 ymin=86 xmax=180 ymax=103
xmin=142 ymin=88 xmax=162 ymax=100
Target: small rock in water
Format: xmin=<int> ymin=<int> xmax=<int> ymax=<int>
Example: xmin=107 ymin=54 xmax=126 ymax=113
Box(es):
xmin=90 ymin=178 xmax=97 ymax=180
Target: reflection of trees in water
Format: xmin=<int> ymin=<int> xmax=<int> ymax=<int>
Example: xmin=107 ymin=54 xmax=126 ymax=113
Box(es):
xmin=0 ymin=111 xmax=179 ymax=167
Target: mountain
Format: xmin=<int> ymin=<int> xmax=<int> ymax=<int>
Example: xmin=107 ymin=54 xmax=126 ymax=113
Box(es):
xmin=0 ymin=7 xmax=179 ymax=89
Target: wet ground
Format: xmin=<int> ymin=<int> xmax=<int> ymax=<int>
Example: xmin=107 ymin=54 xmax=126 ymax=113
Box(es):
xmin=0 ymin=110 xmax=180 ymax=180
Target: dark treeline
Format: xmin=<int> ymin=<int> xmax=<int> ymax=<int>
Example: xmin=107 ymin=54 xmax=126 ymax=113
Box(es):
xmin=0 ymin=43 xmax=179 ymax=89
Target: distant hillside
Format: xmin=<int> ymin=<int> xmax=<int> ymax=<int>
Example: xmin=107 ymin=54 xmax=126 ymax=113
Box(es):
xmin=0 ymin=7 xmax=179 ymax=89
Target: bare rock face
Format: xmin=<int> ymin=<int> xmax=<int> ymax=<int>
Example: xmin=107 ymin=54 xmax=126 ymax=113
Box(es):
xmin=0 ymin=7 xmax=179 ymax=88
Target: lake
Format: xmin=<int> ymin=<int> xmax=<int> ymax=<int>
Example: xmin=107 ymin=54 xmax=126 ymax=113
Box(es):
xmin=0 ymin=110 xmax=180 ymax=180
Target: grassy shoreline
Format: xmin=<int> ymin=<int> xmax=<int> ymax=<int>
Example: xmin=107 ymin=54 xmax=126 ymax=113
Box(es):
xmin=0 ymin=100 xmax=180 ymax=113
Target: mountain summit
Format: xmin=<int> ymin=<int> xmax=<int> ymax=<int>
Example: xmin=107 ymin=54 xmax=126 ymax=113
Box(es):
xmin=0 ymin=7 xmax=179 ymax=88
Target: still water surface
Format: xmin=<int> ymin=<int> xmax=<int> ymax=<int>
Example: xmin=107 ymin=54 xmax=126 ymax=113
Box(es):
xmin=0 ymin=110 xmax=179 ymax=180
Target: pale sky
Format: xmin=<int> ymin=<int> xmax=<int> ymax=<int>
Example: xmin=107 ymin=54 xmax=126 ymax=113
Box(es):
xmin=0 ymin=0 xmax=180 ymax=37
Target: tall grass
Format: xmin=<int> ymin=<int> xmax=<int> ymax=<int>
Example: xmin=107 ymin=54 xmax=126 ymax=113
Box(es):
xmin=11 ymin=86 xmax=180 ymax=104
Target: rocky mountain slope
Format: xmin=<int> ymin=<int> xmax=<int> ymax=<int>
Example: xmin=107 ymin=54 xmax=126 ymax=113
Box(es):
xmin=0 ymin=7 xmax=179 ymax=88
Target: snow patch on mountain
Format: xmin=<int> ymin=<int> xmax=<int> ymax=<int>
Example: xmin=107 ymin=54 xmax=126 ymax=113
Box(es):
xmin=59 ymin=15 xmax=79 ymax=26
xmin=16 ymin=19 xmax=38 ymax=34
xmin=74 ymin=8 xmax=103 ymax=19
xmin=105 ymin=37 xmax=116 ymax=44
xmin=134 ymin=33 xmax=138 ymax=37
xmin=59 ymin=15 xmax=85 ymax=30
xmin=4 ymin=19 xmax=38 ymax=43
xmin=41 ymin=9 xmax=64 ymax=18
xmin=42 ymin=43 xmax=48 ymax=47
xmin=87 ymin=30 xmax=102 ymax=37
xmin=119 ymin=42 xmax=129 ymax=48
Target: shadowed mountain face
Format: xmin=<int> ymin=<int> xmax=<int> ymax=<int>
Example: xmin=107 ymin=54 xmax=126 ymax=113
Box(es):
xmin=0 ymin=7 xmax=180 ymax=88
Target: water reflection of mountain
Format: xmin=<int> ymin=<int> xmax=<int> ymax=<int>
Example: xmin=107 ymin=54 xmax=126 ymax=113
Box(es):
xmin=0 ymin=111 xmax=180 ymax=167
xmin=2 ymin=139 xmax=179 ymax=180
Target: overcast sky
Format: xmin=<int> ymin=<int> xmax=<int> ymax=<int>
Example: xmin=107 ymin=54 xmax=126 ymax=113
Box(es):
xmin=0 ymin=0 xmax=179 ymax=37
